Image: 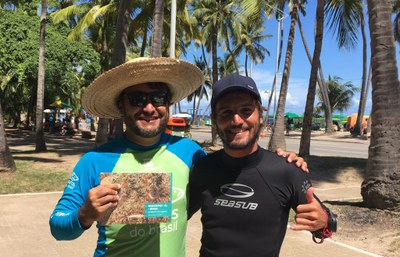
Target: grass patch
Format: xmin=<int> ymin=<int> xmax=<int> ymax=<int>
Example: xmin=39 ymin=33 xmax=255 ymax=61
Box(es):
xmin=0 ymin=160 xmax=70 ymax=194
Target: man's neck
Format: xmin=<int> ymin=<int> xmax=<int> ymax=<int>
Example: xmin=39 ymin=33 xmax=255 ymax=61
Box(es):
xmin=223 ymin=142 xmax=259 ymax=158
xmin=124 ymin=131 xmax=162 ymax=147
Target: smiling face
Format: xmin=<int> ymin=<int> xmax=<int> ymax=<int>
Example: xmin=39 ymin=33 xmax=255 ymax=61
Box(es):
xmin=119 ymin=83 xmax=169 ymax=146
xmin=213 ymin=90 xmax=263 ymax=157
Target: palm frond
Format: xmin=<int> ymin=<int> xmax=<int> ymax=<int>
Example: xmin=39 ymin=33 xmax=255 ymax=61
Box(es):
xmin=325 ymin=0 xmax=363 ymax=49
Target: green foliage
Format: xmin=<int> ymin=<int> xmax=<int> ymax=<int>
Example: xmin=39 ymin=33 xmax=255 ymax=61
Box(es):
xmin=0 ymin=8 xmax=101 ymax=123
xmin=325 ymin=0 xmax=363 ymax=50
xmin=317 ymin=75 xmax=360 ymax=114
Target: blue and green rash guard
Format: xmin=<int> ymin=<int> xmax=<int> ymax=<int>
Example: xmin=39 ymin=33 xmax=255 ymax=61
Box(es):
xmin=49 ymin=133 xmax=206 ymax=257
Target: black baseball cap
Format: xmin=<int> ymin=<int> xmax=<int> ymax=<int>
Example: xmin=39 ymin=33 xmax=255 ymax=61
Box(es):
xmin=211 ymin=73 xmax=261 ymax=109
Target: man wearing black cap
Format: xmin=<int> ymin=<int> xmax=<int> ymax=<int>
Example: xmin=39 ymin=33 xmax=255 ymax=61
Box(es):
xmin=188 ymin=73 xmax=335 ymax=257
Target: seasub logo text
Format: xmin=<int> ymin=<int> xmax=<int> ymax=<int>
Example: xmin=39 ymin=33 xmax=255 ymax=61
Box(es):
xmin=214 ymin=183 xmax=258 ymax=210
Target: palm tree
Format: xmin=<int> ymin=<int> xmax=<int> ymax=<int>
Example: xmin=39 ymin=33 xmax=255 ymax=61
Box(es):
xmin=299 ymin=0 xmax=324 ymax=157
xmin=50 ymin=0 xmax=117 ymax=71
xmin=51 ymin=0 xmax=122 ymax=146
xmin=110 ymin=0 xmax=131 ymax=67
xmin=35 ymin=0 xmax=47 ymax=152
xmin=192 ymin=0 xmax=219 ymax=85
xmin=325 ymin=0 xmax=367 ymax=136
xmin=268 ymin=0 xmax=302 ymax=151
xmin=361 ymin=0 xmax=400 ymax=210
xmin=232 ymin=19 xmax=271 ymax=77
xmin=218 ymin=1 xmax=244 ymax=74
xmin=192 ymin=0 xmax=239 ymax=80
xmin=320 ymin=76 xmax=359 ymax=114
xmin=150 ymin=0 xmax=165 ymax=57
xmin=0 ymin=98 xmax=16 ymax=172
xmin=187 ymin=56 xmax=212 ymax=125
xmin=192 ymin=0 xmax=237 ymax=145
xmin=103 ymin=0 xmax=132 ymax=142
xmin=297 ymin=15 xmax=334 ymax=134
xmin=264 ymin=18 xmax=284 ymax=129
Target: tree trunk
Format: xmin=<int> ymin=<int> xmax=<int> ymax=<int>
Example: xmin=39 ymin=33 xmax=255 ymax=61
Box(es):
xmin=317 ymin=66 xmax=333 ymax=133
xmin=0 ymin=101 xmax=16 ymax=172
xmin=225 ymin=38 xmax=239 ymax=74
xmin=111 ymin=0 xmax=131 ymax=138
xmin=361 ymin=0 xmax=400 ymax=210
xmin=244 ymin=54 xmax=249 ymax=77
xmin=355 ymin=11 xmax=369 ymax=136
xmin=35 ymin=0 xmax=47 ymax=152
xmin=297 ymin=16 xmax=333 ymax=134
xmin=111 ymin=0 xmax=130 ymax=72
xmin=211 ymin=12 xmax=220 ymax=146
xmin=194 ymin=45 xmax=212 ymax=127
xmin=95 ymin=24 xmax=111 ymax=146
xmin=268 ymin=0 xmax=299 ymax=151
xmin=191 ymin=95 xmax=196 ymax=124
xmin=299 ymin=0 xmax=324 ymax=157
xmin=95 ymin=118 xmax=109 ymax=147
xmin=151 ymin=0 xmax=165 ymax=57
xmin=194 ymin=85 xmax=204 ymax=126
xmin=265 ymin=20 xmax=284 ymax=129
xmin=140 ymin=19 xmax=150 ymax=57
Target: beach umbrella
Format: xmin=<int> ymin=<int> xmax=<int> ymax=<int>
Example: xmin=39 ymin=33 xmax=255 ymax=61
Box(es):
xmin=333 ymin=114 xmax=347 ymax=121
xmin=285 ymin=112 xmax=300 ymax=118
xmin=50 ymin=100 xmax=73 ymax=109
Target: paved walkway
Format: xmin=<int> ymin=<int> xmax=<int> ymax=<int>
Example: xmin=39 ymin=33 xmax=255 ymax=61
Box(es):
xmin=0 ymin=188 xmax=381 ymax=257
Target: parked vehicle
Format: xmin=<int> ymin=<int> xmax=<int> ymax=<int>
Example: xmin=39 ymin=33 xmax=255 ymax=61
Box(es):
xmin=165 ymin=117 xmax=192 ymax=138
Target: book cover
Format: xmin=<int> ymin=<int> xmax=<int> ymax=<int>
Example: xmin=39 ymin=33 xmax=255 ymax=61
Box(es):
xmin=99 ymin=172 xmax=172 ymax=225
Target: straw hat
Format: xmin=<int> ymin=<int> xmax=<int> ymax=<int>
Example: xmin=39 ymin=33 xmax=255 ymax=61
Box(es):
xmin=81 ymin=57 xmax=204 ymax=118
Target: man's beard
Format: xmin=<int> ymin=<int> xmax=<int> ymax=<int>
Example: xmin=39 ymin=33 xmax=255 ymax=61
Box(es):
xmin=216 ymin=122 xmax=261 ymax=150
xmin=125 ymin=115 xmax=168 ymax=138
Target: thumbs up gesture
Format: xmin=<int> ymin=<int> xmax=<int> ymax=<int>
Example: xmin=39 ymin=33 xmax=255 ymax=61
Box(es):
xmin=290 ymin=187 xmax=328 ymax=232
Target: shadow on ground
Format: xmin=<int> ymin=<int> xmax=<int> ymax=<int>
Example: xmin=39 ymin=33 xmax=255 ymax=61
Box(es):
xmin=306 ymin=155 xmax=367 ymax=184
xmin=6 ymin=129 xmax=95 ymax=159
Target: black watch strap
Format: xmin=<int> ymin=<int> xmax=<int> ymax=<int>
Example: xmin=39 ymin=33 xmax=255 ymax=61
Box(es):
xmin=311 ymin=193 xmax=338 ymax=244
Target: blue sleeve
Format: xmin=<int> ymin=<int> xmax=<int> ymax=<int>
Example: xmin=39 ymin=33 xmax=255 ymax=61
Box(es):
xmin=49 ymin=151 xmax=119 ymax=240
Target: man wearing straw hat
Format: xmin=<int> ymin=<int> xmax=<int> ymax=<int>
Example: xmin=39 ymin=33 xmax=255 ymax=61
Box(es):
xmin=49 ymin=57 xmax=309 ymax=257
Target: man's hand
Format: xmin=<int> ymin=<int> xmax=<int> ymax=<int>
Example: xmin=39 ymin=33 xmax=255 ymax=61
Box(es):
xmin=276 ymin=147 xmax=309 ymax=173
xmin=290 ymin=187 xmax=327 ymax=232
xmin=78 ymin=183 xmax=120 ymax=229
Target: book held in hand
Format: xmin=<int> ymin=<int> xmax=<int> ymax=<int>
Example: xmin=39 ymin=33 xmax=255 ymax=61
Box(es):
xmin=99 ymin=172 xmax=172 ymax=225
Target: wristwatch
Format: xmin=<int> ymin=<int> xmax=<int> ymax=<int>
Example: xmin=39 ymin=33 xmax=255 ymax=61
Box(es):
xmin=311 ymin=194 xmax=338 ymax=244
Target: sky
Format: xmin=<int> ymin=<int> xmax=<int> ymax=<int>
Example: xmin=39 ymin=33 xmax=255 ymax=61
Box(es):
xmin=178 ymin=3 xmax=400 ymax=117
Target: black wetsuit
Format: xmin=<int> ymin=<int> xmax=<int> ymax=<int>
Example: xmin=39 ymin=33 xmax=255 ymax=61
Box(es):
xmin=188 ymin=147 xmax=312 ymax=257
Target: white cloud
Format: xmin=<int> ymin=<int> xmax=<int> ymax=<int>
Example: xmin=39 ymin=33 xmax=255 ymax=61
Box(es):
xmin=252 ymin=68 xmax=309 ymax=114
xmin=176 ymin=67 xmax=370 ymax=117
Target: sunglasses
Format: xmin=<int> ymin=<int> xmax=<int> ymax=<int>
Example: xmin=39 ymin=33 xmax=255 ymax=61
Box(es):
xmin=124 ymin=92 xmax=169 ymax=107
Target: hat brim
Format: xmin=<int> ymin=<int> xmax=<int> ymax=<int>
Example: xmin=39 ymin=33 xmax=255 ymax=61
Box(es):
xmin=82 ymin=57 xmax=204 ymax=118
